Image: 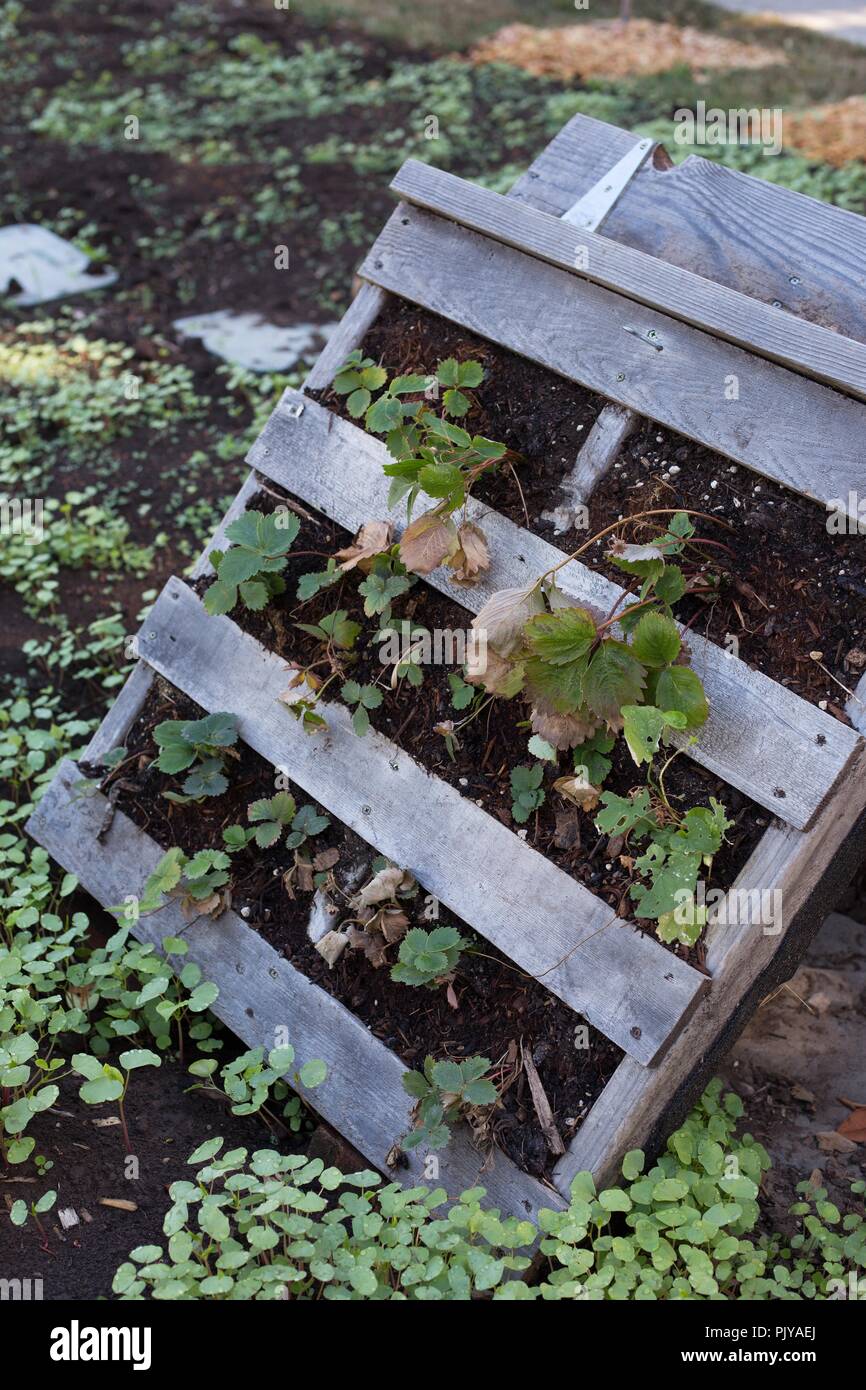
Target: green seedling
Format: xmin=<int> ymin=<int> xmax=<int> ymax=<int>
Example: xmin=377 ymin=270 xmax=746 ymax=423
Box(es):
xmin=72 ymin=1048 xmax=161 ymax=1154
xmin=204 ymin=507 xmax=300 ymax=616
xmin=152 ymin=711 xmax=239 ymax=801
xmin=402 ymin=1055 xmax=498 ymax=1151
xmin=341 ymin=679 xmax=383 ymax=737
xmin=510 ymin=763 xmax=545 ymax=824
xmin=390 ymin=926 xmax=466 ymax=989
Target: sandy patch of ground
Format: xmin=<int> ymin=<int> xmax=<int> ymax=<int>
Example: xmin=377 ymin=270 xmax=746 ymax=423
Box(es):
xmin=466 ymin=20 xmax=788 ymax=80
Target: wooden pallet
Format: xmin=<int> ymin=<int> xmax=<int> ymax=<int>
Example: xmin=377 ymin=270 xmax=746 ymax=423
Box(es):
xmin=27 ymin=114 xmax=866 ymax=1214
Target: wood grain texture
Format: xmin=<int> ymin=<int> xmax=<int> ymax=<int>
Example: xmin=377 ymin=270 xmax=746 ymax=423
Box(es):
xmin=511 ymin=114 xmax=866 ymax=344
xmin=27 ymin=760 xmax=559 ymax=1219
xmin=360 ymin=206 xmax=866 ymax=522
xmin=248 ymin=390 xmax=863 ymax=830
xmin=133 ymin=578 xmax=708 ymax=1065
xmin=555 ymin=736 xmax=866 ymax=1189
xmin=391 ymin=161 xmax=866 ymax=405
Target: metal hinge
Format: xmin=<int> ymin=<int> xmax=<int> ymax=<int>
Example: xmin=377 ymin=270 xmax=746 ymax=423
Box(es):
xmin=561 ymin=137 xmax=654 ymax=233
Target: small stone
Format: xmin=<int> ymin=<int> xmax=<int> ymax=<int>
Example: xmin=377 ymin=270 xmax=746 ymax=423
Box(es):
xmin=669 ymin=464 xmax=681 ymax=475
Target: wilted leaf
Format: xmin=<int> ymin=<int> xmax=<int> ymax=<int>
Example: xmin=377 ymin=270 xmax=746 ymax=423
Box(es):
xmin=449 ymin=523 xmax=490 ymax=585
xmin=472 ymin=584 xmax=545 ymax=657
xmin=399 ymin=510 xmax=459 ymax=575
xmin=345 ymin=925 xmax=390 ymax=969
xmin=315 ymin=930 xmax=348 ymax=968
xmin=530 ymin=702 xmax=600 ymax=750
xmin=553 ymin=773 xmax=601 ymax=812
xmin=352 ymin=866 xmax=407 ymax=910
xmin=464 ymin=647 xmax=524 ymax=697
xmin=334 ymin=520 xmax=394 ymax=572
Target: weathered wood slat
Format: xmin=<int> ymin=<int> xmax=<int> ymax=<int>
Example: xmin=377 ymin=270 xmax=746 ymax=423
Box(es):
xmin=133 ymin=578 xmax=708 ymax=1065
xmin=304 ymin=283 xmax=389 ymax=392
xmin=391 ymin=160 xmax=866 ymax=406
xmin=27 ymin=760 xmax=558 ymax=1219
xmin=512 ymin=114 xmax=866 ymax=345
xmin=358 ymin=206 xmax=866 ymax=522
xmin=556 ymin=733 xmax=866 ymax=1189
xmin=248 ymin=390 xmax=863 ymax=831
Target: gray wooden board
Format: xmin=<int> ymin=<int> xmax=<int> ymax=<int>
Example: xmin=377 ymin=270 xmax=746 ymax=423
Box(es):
xmin=304 ymin=282 xmax=388 ymax=392
xmin=248 ymin=390 xmax=863 ymax=831
xmin=359 ymin=206 xmax=866 ymax=522
xmin=556 ymin=734 xmax=866 ymax=1189
xmin=510 ymin=114 xmax=866 ymax=345
xmin=133 ymin=577 xmax=708 ymax=1065
xmin=391 ymin=160 xmax=866 ymax=406
xmin=26 ymin=760 xmax=558 ymax=1220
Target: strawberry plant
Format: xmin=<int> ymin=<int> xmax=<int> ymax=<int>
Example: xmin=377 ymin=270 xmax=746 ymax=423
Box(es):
xmin=402 ymin=1055 xmax=498 ymax=1151
xmin=467 ymin=512 xmax=713 ymax=759
xmin=204 ymin=508 xmax=300 ymax=616
xmin=596 ymin=790 xmax=732 ymax=945
xmin=240 ymin=792 xmax=329 ymax=850
xmin=510 ymin=763 xmax=546 ymax=824
xmin=137 ymin=846 xmax=232 ymax=920
xmin=334 ymin=351 xmax=510 ymax=580
xmin=341 ymin=679 xmax=383 ymax=736
xmin=152 ymin=711 xmax=239 ymax=801
xmin=390 ymin=926 xmax=466 ymax=989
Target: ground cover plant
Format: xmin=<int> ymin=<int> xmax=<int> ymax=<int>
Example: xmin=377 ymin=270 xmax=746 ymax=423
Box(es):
xmin=111 ymin=1081 xmax=866 ymax=1300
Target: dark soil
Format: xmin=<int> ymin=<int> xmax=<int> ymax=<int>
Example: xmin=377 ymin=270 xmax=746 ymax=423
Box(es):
xmin=333 ymin=298 xmax=866 ymax=720
xmin=583 ymin=417 xmax=866 ymax=714
xmin=199 ymin=487 xmax=768 ymax=971
xmin=0 ymin=1055 xmax=309 ymax=1303
xmin=104 ymin=680 xmax=624 ymax=1182
xmin=317 ymin=296 xmax=606 ymax=534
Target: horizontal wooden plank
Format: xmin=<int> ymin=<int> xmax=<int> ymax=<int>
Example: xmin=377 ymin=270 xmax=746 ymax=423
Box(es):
xmin=27 ymin=761 xmax=558 ymax=1218
xmin=358 ymin=205 xmax=866 ymax=523
xmin=512 ymin=114 xmax=866 ymax=345
xmin=248 ymin=390 xmax=863 ymax=831
xmin=557 ymin=733 xmax=866 ymax=1190
xmin=134 ymin=578 xmax=708 ymax=1065
xmin=391 ymin=160 xmax=866 ymax=407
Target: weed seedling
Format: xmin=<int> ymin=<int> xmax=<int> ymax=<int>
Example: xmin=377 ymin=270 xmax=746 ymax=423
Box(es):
xmin=72 ymin=1048 xmax=161 ymax=1154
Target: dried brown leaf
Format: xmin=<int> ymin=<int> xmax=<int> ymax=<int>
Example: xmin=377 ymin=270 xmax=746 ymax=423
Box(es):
xmin=313 ymin=846 xmax=340 ymax=873
xmin=399 ymin=510 xmax=459 ymax=575
xmin=315 ymin=930 xmax=348 ymax=969
xmin=530 ymin=702 xmax=601 ymax=750
xmin=334 ymin=519 xmax=394 ymax=572
xmin=553 ymin=773 xmax=601 ymax=813
xmin=345 ymin=924 xmax=390 ymax=969
xmin=449 ymin=522 xmax=490 ymax=585
xmin=471 ymin=584 xmax=545 ymax=657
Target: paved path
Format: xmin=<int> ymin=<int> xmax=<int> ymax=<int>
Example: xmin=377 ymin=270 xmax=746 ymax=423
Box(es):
xmin=713 ymin=0 xmax=866 ymax=45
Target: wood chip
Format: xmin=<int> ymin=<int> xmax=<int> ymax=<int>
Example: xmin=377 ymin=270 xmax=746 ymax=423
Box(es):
xmin=98 ymin=1198 xmax=138 ymax=1211
xmin=58 ymin=1207 xmax=79 ymax=1230
xmin=837 ymin=1108 xmax=866 ymax=1144
xmin=92 ymin=1116 xmax=121 ymax=1127
xmin=816 ymin=1130 xmax=857 ymax=1155
xmin=466 ymin=20 xmax=786 ymax=81
xmin=521 ymin=1044 xmax=565 ymax=1155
